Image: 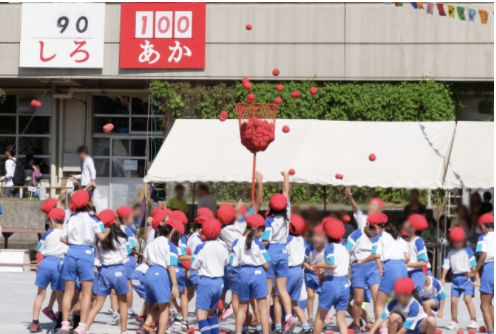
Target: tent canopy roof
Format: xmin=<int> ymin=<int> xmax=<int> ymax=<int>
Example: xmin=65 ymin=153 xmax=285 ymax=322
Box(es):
xmin=145 ymin=119 xmax=458 ymax=189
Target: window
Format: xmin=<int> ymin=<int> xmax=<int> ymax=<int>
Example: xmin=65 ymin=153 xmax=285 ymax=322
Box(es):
xmin=0 ymin=95 xmax=51 ymax=176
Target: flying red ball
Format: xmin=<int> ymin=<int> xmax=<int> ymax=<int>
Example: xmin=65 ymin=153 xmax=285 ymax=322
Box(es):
xmin=289 ymin=169 xmax=295 ymax=175
xmin=335 ymin=174 xmax=343 ymax=179
xmin=103 ymin=123 xmax=114 ymax=133
xmin=272 ymin=68 xmax=280 ymax=76
xmin=242 ymin=77 xmax=250 ymax=83
xmin=310 ymin=87 xmax=318 ymax=95
xmin=247 ymin=93 xmax=255 ymax=103
xmin=369 ymin=154 xmax=376 ymax=161
xmin=246 ymin=24 xmax=252 ymax=30
xmin=31 ymin=100 xmax=42 ymax=108
xmin=282 ymin=125 xmax=290 ymax=133
xmin=274 ymin=97 xmax=282 ymax=105
xmin=219 ymin=111 xmax=228 ymax=121
xmin=276 ymin=84 xmax=284 ymax=92
xmin=243 ymin=82 xmax=252 ymax=90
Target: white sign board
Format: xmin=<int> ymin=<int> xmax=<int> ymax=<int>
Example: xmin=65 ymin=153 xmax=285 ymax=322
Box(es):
xmin=19 ymin=3 xmax=105 ymax=68
xmin=124 ymin=160 xmax=138 ymax=171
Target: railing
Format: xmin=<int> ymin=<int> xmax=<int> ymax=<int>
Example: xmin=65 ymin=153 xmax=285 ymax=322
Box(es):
xmin=0 ymin=185 xmax=73 ymax=200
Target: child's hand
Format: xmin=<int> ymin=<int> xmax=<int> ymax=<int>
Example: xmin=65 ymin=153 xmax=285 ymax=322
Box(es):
xmin=437 ymin=311 xmax=443 ymax=318
xmin=345 ymin=187 xmax=353 ymax=199
xmin=356 ymin=259 xmax=364 ymax=265
xmin=256 ymin=171 xmax=263 ymax=182
xmin=465 ymin=272 xmax=474 ymax=279
xmin=472 ymin=279 xmax=480 ymax=287
xmin=94 ymin=266 xmax=98 ymax=274
xmin=171 ymin=284 xmax=179 ymax=299
xmin=280 ymin=171 xmax=289 ymax=177
xmin=147 ymin=217 xmax=153 ymax=224
xmin=440 ymin=279 xmax=445 ymax=286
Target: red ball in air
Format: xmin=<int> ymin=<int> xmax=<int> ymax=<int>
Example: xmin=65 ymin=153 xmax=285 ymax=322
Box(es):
xmin=247 ymin=93 xmax=255 ymax=103
xmin=31 ymin=100 xmax=42 ymax=108
xmin=289 ymin=169 xmax=295 ymax=175
xmin=246 ymin=24 xmax=252 ymax=30
xmin=310 ymin=87 xmax=318 ymax=95
xmin=242 ymin=77 xmax=250 ymax=83
xmin=282 ymin=125 xmax=290 ymax=133
xmin=335 ymin=174 xmax=343 ymax=180
xmin=435 ymin=330 xmax=442 ymax=334
xmin=243 ymin=82 xmax=252 ymax=90
xmin=272 ymin=68 xmax=280 ymax=76
xmin=274 ymin=97 xmax=282 ymax=105
xmin=479 ymin=327 xmax=487 ymax=333
xmin=369 ymin=154 xmax=376 ymax=161
xmin=276 ymin=84 xmax=284 ymax=92
xmin=219 ymin=111 xmax=228 ymax=121
xmin=103 ymin=123 xmax=114 ymax=133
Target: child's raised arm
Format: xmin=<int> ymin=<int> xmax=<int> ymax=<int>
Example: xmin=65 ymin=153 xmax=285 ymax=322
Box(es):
xmin=281 ymin=171 xmax=290 ymax=200
xmin=253 ymin=171 xmax=264 ymax=213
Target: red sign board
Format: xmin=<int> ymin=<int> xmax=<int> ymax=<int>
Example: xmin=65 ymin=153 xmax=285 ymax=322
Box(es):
xmin=119 ymin=3 xmax=206 ymax=69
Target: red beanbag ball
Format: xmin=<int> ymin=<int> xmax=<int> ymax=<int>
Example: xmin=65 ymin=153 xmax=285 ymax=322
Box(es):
xmin=310 ymin=87 xmax=318 ymax=95
xmin=242 ymin=77 xmax=250 ymax=83
xmin=247 ymin=93 xmax=255 ymax=103
xmin=219 ymin=111 xmax=228 ymax=121
xmin=289 ymin=169 xmax=295 ymax=175
xmin=291 ymin=90 xmax=301 ymax=99
xmin=335 ymin=174 xmax=343 ymax=179
xmin=479 ymin=327 xmax=487 ymax=333
xmin=103 ymin=123 xmax=114 ymax=133
xmin=274 ymin=97 xmax=282 ymax=104
xmin=435 ymin=330 xmax=442 ymax=334
xmin=246 ymin=24 xmax=252 ymax=30
xmin=272 ymin=68 xmax=280 ymax=76
xmin=243 ymin=82 xmax=252 ymax=90
xmin=240 ymin=119 xmax=275 ymax=153
xmin=276 ymin=84 xmax=284 ymax=92
xmin=282 ymin=125 xmax=290 ymax=133
xmin=369 ymin=154 xmax=376 ymax=161
xmin=31 ymin=100 xmax=42 ymax=108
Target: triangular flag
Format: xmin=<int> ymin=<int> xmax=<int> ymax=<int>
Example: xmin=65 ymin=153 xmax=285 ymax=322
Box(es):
xmin=457 ymin=6 xmax=466 ymax=20
xmin=478 ymin=9 xmax=488 ymax=24
xmin=426 ymin=2 xmax=434 ymax=14
xmin=395 ymin=2 xmax=403 ymax=6
xmin=417 ymin=2 xmax=424 ymax=9
xmin=411 ymin=2 xmax=418 ymax=9
xmin=436 ymin=3 xmax=446 ymax=16
xmin=447 ymin=5 xmax=456 ymax=18
xmin=468 ymin=8 xmax=477 ymax=22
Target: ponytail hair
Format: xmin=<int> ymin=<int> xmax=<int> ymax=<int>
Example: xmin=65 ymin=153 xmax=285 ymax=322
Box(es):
xmin=379 ymin=222 xmax=400 ymax=240
xmin=411 ymin=289 xmax=421 ymax=303
xmin=244 ymin=226 xmax=265 ymax=250
xmin=267 ymin=208 xmax=288 ymax=222
xmin=97 ymin=223 xmax=127 ymax=252
xmin=157 ymin=224 xmax=182 ymax=246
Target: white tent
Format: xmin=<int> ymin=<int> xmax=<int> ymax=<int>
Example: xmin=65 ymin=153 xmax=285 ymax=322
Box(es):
xmin=443 ymin=121 xmax=494 ymax=190
xmin=144 ymin=119 xmax=456 ymax=189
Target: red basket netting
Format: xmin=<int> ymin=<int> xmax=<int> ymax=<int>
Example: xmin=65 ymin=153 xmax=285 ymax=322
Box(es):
xmin=236 ymin=103 xmax=278 ymax=154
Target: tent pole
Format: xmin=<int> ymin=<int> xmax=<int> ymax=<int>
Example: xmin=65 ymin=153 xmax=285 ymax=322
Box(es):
xmin=435 ymin=189 xmax=440 ymax=278
xmin=323 ymin=186 xmax=327 ymax=216
xmin=251 ymin=153 xmax=257 ymax=204
xmin=190 ymin=182 xmax=196 ymax=224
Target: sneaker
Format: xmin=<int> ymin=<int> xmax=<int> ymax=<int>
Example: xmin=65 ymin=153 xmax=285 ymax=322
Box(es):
xmin=73 ymin=325 xmax=87 ymax=334
xmin=353 ymin=325 xmax=362 ymax=334
xmin=324 ymin=314 xmax=333 ymax=325
xmin=42 ymin=307 xmax=56 ymax=322
xmin=284 ymin=316 xmax=298 ymax=333
xmin=467 ymin=321 xmax=478 ymax=330
xmin=111 ymin=313 xmax=121 ymax=325
xmin=446 ymin=321 xmax=459 ymax=330
xmin=181 ymin=321 xmax=190 ymax=332
xmin=28 ymin=322 xmax=43 ymax=333
xmin=107 ymin=307 xmax=113 ymax=314
xmin=271 ymin=329 xmax=282 ymax=334
xmin=135 ymin=315 xmax=146 ymax=325
xmin=137 ymin=327 xmax=156 ymax=334
xmin=174 ymin=314 xmax=184 ymax=325
xmin=300 ymin=329 xmax=313 ymax=334
xmin=128 ymin=308 xmax=136 ymax=316
xmin=308 ymin=319 xmax=314 ymax=328
xmin=59 ymin=321 xmax=71 ymax=334
xmin=364 ymin=323 xmax=373 ymax=332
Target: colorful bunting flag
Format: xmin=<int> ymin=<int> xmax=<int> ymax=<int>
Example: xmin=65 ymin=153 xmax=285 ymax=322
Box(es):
xmin=436 ymin=3 xmax=446 ymax=16
xmin=478 ymin=9 xmax=488 ymax=24
xmin=426 ymin=2 xmax=434 ymax=14
xmin=447 ymin=5 xmax=456 ymax=18
xmin=468 ymin=8 xmax=477 ymax=22
xmin=410 ymin=2 xmax=418 ymax=9
xmin=457 ymin=6 xmax=466 ymax=21
xmin=395 ymin=2 xmax=403 ymax=6
xmin=417 ymin=2 xmax=424 ymax=9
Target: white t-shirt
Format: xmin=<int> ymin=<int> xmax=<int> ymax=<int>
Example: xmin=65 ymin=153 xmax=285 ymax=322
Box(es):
xmin=304 ymin=243 xmax=326 ymax=268
xmin=324 ymin=243 xmax=349 ymax=277
xmin=372 ymin=232 xmax=407 ymax=262
xmin=346 ymin=227 xmax=374 ymax=262
xmin=287 ymin=235 xmax=306 ymax=267
xmin=220 ymin=224 xmax=243 ymax=252
xmin=442 ymin=247 xmax=477 ymax=274
xmin=187 ymin=232 xmax=203 ymax=254
xmin=94 ymin=236 xmax=130 ymax=266
xmin=476 ymin=231 xmax=494 ymax=263
xmin=380 ymin=298 xmax=427 ymax=331
xmin=37 ymin=229 xmax=68 ymax=258
xmin=144 ymin=236 xmax=178 ymax=268
xmin=62 ymin=212 xmax=106 ymax=246
xmin=191 ymin=240 xmax=229 ymax=278
xmin=407 ymin=237 xmax=428 ymax=271
xmin=3 ymin=158 xmax=16 ymax=186
xmin=353 ymin=209 xmax=368 ymax=230
xmin=262 ymin=201 xmax=291 ymax=245
xmin=422 ymin=276 xmax=447 ymax=300
xmin=75 ymin=156 xmax=96 ymax=186
xmin=231 ymin=236 xmax=270 ymax=267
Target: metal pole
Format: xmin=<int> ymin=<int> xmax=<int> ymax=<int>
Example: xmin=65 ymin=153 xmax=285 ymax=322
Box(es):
xmin=435 ymin=189 xmax=441 ymax=278
xmin=323 ymin=186 xmax=327 ymax=216
xmin=251 ymin=153 xmax=257 ymax=204
xmin=190 ymin=182 xmax=196 ymax=223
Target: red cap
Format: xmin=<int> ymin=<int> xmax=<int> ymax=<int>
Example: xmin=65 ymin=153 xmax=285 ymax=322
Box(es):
xmin=167 ymin=218 xmax=185 ymax=235
xmin=323 ymin=217 xmax=345 ymax=239
xmin=116 ymin=206 xmax=133 ymax=219
xmin=313 ymin=225 xmax=324 ymax=234
xmin=478 ymin=213 xmax=494 ymax=226
xmin=237 ymin=206 xmax=248 ymax=215
xmin=197 ymin=207 xmax=214 ymax=218
xmin=99 ymin=209 xmax=116 ymax=228
xmin=200 ymin=234 xmax=206 ymax=242
xmin=69 ymin=190 xmax=90 ymax=211
xmin=169 ymin=211 xmax=188 ymax=224
xmin=152 ymin=208 xmax=171 ymax=230
xmin=394 ymin=277 xmax=415 ymax=294
xmin=48 ymin=207 xmax=66 ymax=220
xmin=41 ymin=198 xmax=58 ymax=215
xmin=194 ymin=215 xmax=210 ymax=224
xmin=217 ymin=204 xmax=236 ymax=225
xmin=401 ymin=230 xmax=409 ymax=236
xmin=367 ymin=212 xmax=388 ymax=226
xmin=449 ymin=227 xmax=466 ymax=242
xmin=246 ymin=214 xmax=265 ymax=228
xmin=289 ymin=214 xmax=305 ymax=235
xmin=269 ymin=193 xmax=287 ymax=211
xmin=408 ymin=214 xmax=428 ymax=231
xmin=202 ymin=218 xmax=221 ymax=240
xmin=182 ymin=260 xmax=191 ymax=270
xmin=370 ymin=197 xmax=385 ymax=210
xmin=342 ymin=214 xmax=351 ymax=223
xmin=152 ymin=205 xmax=166 ymax=217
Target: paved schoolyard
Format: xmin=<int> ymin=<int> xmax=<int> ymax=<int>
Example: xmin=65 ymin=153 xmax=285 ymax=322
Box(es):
xmin=0 ymin=272 xmax=486 ymax=334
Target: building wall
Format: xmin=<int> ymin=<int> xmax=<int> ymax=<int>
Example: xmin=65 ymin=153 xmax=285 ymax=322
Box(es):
xmin=0 ymin=3 xmax=493 ymax=81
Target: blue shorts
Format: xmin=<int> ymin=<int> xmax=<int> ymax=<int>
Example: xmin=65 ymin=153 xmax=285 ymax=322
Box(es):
xmin=350 ymin=285 xmax=372 ymax=303
xmin=286 ymin=266 xmax=304 ymax=301
xmin=145 ymin=266 xmax=171 ymax=304
xmin=408 ymin=269 xmax=426 ymax=298
xmin=196 ymin=277 xmax=223 ymax=311
xmin=185 ymin=269 xmax=200 ymax=287
xmin=480 ymin=262 xmax=494 ymax=295
xmin=379 ymin=260 xmax=408 ymax=295
xmin=298 ymin=299 xmax=307 ymax=311
xmin=131 ymin=270 xmax=146 ymax=299
xmin=451 ymin=273 xmax=474 ymax=298
xmin=175 ymin=267 xmax=186 ymax=293
xmin=427 ymin=269 xmax=433 ymax=277
xmin=35 ymin=256 xmax=63 ymax=290
xmin=421 ymin=297 xmax=440 ymax=310
xmin=92 ymin=264 xmax=129 ymax=297
xmin=318 ymin=276 xmax=350 ymax=311
xmin=238 ymin=266 xmax=269 ymax=302
xmin=406 ymin=317 xmax=426 ymax=334
xmin=124 ymin=256 xmax=137 ymax=280
xmin=62 ymin=245 xmax=95 ymax=282
xmin=267 ymin=244 xmax=289 ymax=279
xmin=230 ymin=267 xmax=240 ymax=295
xmin=351 ymin=261 xmax=380 ymax=289
xmin=223 ymin=265 xmax=231 ymax=292
xmin=304 ymin=271 xmax=321 ymax=294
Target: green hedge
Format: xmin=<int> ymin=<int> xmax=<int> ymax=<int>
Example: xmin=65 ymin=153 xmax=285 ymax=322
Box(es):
xmin=150 ymin=80 xmax=457 ymax=205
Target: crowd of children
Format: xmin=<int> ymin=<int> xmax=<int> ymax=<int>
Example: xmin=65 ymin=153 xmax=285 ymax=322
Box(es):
xmin=30 ymin=177 xmax=494 ymax=334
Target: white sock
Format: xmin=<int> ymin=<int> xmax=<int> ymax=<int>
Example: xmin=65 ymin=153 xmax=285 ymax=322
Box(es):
xmin=285 ymin=315 xmax=292 ymax=321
